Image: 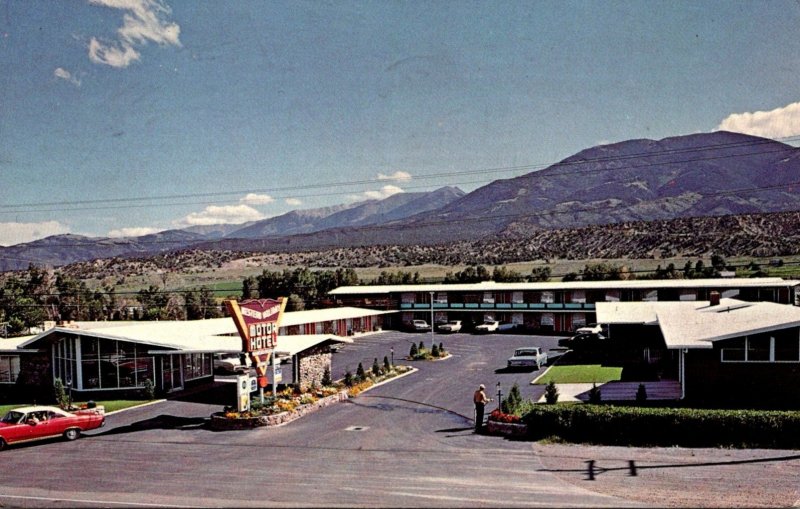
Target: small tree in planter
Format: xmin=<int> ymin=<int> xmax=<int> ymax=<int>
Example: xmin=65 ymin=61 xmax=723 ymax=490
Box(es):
xmin=383 ymin=356 xmax=391 ymax=372
xmin=439 ymin=342 xmax=445 ymax=356
xmin=372 ymin=358 xmax=381 ymax=377
xmin=409 ymin=343 xmax=418 ymax=358
xmin=356 ymin=362 xmax=366 ymax=382
xmin=321 ymin=367 xmax=332 ymax=387
xmin=588 ymin=383 xmax=601 ymax=404
xmin=344 ymin=370 xmax=354 ymax=387
xmin=418 ymin=341 xmax=425 ymax=354
xmin=544 ymin=380 xmax=559 ymax=404
xmin=53 ymin=378 xmax=68 ymax=409
xmin=431 ymin=343 xmax=440 ymax=357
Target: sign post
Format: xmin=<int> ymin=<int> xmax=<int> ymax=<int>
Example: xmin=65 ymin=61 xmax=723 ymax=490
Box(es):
xmin=226 ymin=298 xmax=286 ymax=405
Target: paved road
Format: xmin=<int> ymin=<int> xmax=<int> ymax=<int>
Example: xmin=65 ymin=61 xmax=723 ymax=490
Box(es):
xmin=1 ymin=331 xmax=797 ymax=507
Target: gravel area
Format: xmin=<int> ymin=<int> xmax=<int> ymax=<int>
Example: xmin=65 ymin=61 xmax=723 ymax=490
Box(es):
xmin=532 ymin=442 xmax=800 ymax=507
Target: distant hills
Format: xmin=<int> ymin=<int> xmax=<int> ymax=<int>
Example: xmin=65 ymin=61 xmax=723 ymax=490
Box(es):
xmin=2 ymin=131 xmax=800 ymax=271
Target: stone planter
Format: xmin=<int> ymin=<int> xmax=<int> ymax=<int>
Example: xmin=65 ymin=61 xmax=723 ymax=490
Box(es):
xmin=210 ymin=390 xmax=349 ymax=431
xmin=486 ymin=420 xmax=528 ymax=437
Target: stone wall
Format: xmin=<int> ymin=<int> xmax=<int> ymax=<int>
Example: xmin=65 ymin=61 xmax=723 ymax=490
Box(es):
xmin=298 ymin=345 xmax=332 ymax=391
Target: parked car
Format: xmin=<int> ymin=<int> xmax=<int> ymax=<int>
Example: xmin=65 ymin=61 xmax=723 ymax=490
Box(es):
xmin=474 ymin=320 xmax=500 ymax=333
xmin=214 ymin=353 xmax=248 ymax=373
xmin=403 ymin=320 xmax=432 ymax=332
xmin=574 ymin=323 xmax=604 ymax=335
xmin=497 ymin=322 xmax=519 ymax=332
xmin=507 ymin=347 xmax=548 ymax=369
xmin=437 ymin=320 xmax=462 ymax=333
xmin=0 ymin=405 xmax=105 ymax=450
xmin=559 ymin=332 xmax=606 ymax=349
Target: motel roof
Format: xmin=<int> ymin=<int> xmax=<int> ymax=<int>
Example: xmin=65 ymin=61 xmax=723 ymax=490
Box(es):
xmin=597 ymin=299 xmax=800 ymax=350
xmin=328 ymin=277 xmax=799 ymax=295
xmin=17 ymin=306 xmax=386 ymax=354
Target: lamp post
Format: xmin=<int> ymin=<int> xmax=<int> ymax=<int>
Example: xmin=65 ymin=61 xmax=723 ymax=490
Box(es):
xmin=390 ymin=347 xmax=394 ymax=367
xmin=430 ymin=291 xmax=435 ymax=350
xmin=496 ymin=381 xmax=502 ymax=411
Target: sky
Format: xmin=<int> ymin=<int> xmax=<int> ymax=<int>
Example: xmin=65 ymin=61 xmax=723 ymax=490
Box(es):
xmin=2 ymin=0 xmax=800 ymax=246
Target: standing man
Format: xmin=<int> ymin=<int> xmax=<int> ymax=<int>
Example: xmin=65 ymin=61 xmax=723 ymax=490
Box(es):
xmin=473 ymin=384 xmax=490 ymax=432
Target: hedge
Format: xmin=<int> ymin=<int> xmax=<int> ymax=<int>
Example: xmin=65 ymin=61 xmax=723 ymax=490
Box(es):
xmin=522 ymin=405 xmax=800 ymax=449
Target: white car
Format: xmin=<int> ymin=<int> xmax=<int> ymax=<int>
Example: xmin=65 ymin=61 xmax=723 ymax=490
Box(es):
xmin=403 ymin=320 xmax=431 ymax=332
xmin=474 ymin=320 xmax=500 ymax=333
xmin=575 ymin=323 xmax=603 ymax=335
xmin=437 ymin=320 xmax=462 ymax=333
xmin=214 ymin=353 xmax=247 ymax=373
xmin=507 ymin=347 xmax=548 ymax=369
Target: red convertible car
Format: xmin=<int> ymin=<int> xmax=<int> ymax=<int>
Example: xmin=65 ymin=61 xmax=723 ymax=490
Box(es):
xmin=0 ymin=405 xmax=105 ymax=450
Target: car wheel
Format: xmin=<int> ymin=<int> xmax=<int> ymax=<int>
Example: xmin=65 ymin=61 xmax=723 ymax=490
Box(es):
xmin=0 ymin=438 xmax=6 ymax=451
xmin=64 ymin=428 xmax=80 ymax=441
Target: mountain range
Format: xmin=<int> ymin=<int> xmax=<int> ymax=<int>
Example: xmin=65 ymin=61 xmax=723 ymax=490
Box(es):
xmin=2 ymin=131 xmax=799 ymax=271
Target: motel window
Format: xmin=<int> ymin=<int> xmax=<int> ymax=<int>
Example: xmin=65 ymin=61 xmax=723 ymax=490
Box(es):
xmin=183 ymin=353 xmax=212 ymax=381
xmin=721 ymin=334 xmax=800 ymax=363
xmin=720 ymin=338 xmax=746 ymax=362
xmin=775 ymin=335 xmax=800 ymax=362
xmin=80 ymin=337 xmax=155 ymax=390
xmin=747 ymin=336 xmax=771 ymax=362
xmin=53 ymin=337 xmax=77 ymax=387
xmin=0 ymin=355 xmax=20 ymax=383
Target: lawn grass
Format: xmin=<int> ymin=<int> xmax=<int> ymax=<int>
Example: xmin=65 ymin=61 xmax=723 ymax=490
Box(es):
xmin=0 ymin=399 xmax=155 ymax=416
xmin=533 ymin=364 xmax=623 ymax=384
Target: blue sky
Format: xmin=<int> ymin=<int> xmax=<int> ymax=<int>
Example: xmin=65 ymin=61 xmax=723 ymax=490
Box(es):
xmin=2 ymin=0 xmax=800 ymax=246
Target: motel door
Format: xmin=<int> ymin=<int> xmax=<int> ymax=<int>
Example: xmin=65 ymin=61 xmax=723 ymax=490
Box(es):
xmin=161 ymin=355 xmax=183 ymax=392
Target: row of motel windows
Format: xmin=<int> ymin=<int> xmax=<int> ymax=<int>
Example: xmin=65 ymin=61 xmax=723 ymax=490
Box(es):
xmin=402 ymin=289 xmax=769 ymax=304
xmin=53 ymin=337 xmax=212 ymax=391
xmin=0 ymin=355 xmax=20 ymax=383
xmin=720 ymin=331 xmax=800 ymax=363
xmin=424 ymin=312 xmax=588 ymax=329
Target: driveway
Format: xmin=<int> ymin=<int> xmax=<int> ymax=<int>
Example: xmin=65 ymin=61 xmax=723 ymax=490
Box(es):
xmin=0 ymin=331 xmax=797 ymax=507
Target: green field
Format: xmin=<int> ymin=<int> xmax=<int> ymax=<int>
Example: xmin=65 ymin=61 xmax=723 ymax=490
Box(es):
xmin=534 ymin=364 xmax=623 ymax=385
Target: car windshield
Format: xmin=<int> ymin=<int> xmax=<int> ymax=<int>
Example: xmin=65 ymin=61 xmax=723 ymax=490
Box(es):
xmin=1 ymin=411 xmax=24 ymax=424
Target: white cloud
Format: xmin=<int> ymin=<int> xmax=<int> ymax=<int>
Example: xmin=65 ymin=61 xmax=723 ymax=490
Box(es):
xmin=285 ymin=198 xmax=302 ymax=206
xmin=239 ymin=193 xmax=274 ymax=205
xmin=87 ymin=0 xmax=181 ymax=68
xmin=377 ymin=171 xmax=412 ymax=182
xmin=717 ymin=101 xmax=800 ymax=139
xmin=54 ymin=67 xmax=81 ymax=86
xmin=0 ymin=221 xmax=71 ymax=246
xmin=180 ymin=204 xmax=265 ymax=226
xmin=107 ymin=226 xmax=161 ymax=238
xmin=349 ymin=185 xmax=405 ymax=201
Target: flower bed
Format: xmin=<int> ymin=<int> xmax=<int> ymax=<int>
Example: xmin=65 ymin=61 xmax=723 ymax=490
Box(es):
xmin=210 ymin=390 xmax=349 ymax=430
xmin=486 ymin=408 xmax=528 ymax=437
xmin=211 ymin=365 xmax=414 ymax=430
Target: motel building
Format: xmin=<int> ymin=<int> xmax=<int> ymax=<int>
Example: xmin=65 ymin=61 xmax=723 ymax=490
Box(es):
xmin=0 ymin=306 xmax=392 ymax=403
xmin=595 ymin=295 xmax=800 ymax=407
xmin=328 ymin=277 xmax=798 ymax=334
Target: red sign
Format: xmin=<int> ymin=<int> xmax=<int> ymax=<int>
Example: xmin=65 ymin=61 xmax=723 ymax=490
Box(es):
xmin=226 ymin=298 xmax=286 ymax=353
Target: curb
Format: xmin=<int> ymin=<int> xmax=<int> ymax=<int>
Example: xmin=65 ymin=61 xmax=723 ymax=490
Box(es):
xmin=105 ymin=399 xmax=166 ymax=416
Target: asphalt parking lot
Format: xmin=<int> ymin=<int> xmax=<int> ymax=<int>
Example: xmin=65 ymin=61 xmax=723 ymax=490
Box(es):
xmin=1 ymin=330 xmax=798 ymax=507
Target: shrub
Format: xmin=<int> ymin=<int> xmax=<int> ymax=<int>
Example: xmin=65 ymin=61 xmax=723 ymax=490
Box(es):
xmin=544 ymin=380 xmax=559 ymax=404
xmin=588 ymin=383 xmax=601 ymax=404
xmin=321 ymin=367 xmax=332 ymax=387
xmin=439 ymin=342 xmax=444 ymax=355
xmin=344 ymin=370 xmax=354 ymax=387
xmin=383 ymin=356 xmax=391 ymax=372
xmin=431 ymin=343 xmax=440 ymax=357
xmin=53 ymin=378 xmax=68 ymax=408
xmin=356 ymin=362 xmax=366 ymax=381
xmin=409 ymin=343 xmax=418 ymax=358
xmin=418 ymin=341 xmax=425 ymax=352
xmin=521 ymin=405 xmax=800 ymax=449
xmin=636 ymin=383 xmax=648 ymax=403
xmin=502 ymin=383 xmax=523 ymax=415
xmin=372 ymin=358 xmax=381 ymax=377
xmin=142 ymin=378 xmax=156 ymax=400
